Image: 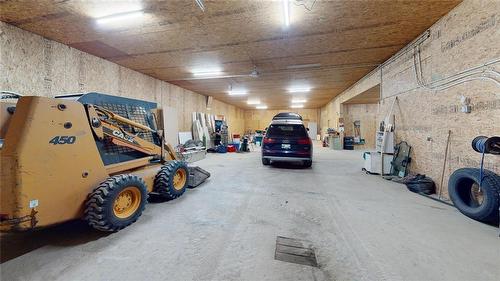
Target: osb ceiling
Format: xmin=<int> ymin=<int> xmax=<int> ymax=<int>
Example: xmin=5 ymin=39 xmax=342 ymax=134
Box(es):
xmin=0 ymin=0 xmax=461 ymax=109
xmin=343 ymin=85 xmax=380 ymax=104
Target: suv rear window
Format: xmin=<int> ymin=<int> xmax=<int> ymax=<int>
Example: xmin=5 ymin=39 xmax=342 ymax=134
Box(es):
xmin=266 ymin=124 xmax=308 ymax=138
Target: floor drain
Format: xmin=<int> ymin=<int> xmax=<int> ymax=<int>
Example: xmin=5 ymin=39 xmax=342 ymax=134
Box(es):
xmin=274 ymin=236 xmax=318 ymax=267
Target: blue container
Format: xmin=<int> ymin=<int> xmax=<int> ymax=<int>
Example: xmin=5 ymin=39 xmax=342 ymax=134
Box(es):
xmin=230 ymin=143 xmax=240 ymax=150
xmin=216 ymin=145 xmax=227 ymax=153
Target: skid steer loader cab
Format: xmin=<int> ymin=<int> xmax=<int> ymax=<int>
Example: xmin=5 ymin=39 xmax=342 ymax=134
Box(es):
xmin=0 ymin=92 xmax=210 ymax=232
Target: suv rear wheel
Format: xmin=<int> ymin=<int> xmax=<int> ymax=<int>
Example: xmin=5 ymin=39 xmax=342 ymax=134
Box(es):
xmin=262 ymin=158 xmax=270 ymax=165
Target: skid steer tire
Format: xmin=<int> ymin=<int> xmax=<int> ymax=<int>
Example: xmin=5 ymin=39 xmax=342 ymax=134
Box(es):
xmin=448 ymin=168 xmax=500 ymax=224
xmin=154 ymin=160 xmax=189 ymax=200
xmin=84 ymin=174 xmax=148 ymax=232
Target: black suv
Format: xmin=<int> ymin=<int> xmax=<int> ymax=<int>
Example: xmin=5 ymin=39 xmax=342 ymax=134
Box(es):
xmin=261 ymin=118 xmax=312 ymax=167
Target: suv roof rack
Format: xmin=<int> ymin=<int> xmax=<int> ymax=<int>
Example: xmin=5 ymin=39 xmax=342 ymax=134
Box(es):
xmin=272 ymin=112 xmax=303 ymax=120
xmin=270 ymin=119 xmax=304 ymax=125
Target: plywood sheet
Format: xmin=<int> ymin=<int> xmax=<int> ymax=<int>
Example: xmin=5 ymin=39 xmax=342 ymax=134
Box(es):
xmin=163 ymin=106 xmax=179 ymax=146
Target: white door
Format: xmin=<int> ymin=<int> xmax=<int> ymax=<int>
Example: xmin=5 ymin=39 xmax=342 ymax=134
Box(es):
xmin=308 ymin=122 xmax=317 ymax=140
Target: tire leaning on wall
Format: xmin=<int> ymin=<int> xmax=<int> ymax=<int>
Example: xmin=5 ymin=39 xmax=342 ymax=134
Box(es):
xmin=448 ymin=168 xmax=500 ymax=224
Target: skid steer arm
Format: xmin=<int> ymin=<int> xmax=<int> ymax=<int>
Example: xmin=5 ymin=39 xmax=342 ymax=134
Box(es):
xmin=86 ymin=104 xmax=179 ymax=161
xmin=85 ymin=104 xmax=209 ymax=187
xmin=87 ymin=104 xmax=163 ymax=157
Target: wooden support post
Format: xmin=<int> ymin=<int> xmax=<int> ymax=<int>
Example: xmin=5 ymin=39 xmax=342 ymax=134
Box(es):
xmin=438 ymin=130 xmax=452 ymax=200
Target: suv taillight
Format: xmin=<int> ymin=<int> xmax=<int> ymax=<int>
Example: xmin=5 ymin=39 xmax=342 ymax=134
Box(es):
xmin=298 ymin=138 xmax=311 ymax=145
xmin=263 ymin=137 xmax=273 ymax=144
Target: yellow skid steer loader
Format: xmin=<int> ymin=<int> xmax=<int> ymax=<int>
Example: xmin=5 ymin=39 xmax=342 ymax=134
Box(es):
xmin=0 ymin=92 xmax=210 ymax=232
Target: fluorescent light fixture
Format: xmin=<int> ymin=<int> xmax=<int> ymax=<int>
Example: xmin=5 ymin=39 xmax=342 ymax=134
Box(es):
xmin=87 ymin=2 xmax=143 ymax=19
xmin=227 ymin=90 xmax=248 ymax=96
xmin=256 ymin=105 xmax=268 ymax=109
xmin=282 ymin=0 xmax=290 ymax=27
xmin=291 ymin=104 xmax=304 ymax=109
xmin=287 ymin=63 xmax=321 ymax=69
xmin=195 ymin=0 xmax=205 ymax=12
xmin=247 ymin=99 xmax=260 ymax=105
xmin=292 ymin=98 xmax=307 ymax=103
xmin=191 ymin=66 xmax=223 ymax=77
xmin=192 ymin=71 xmax=223 ymax=77
xmin=288 ymin=87 xmax=311 ymax=93
xmin=96 ymin=11 xmax=144 ymax=25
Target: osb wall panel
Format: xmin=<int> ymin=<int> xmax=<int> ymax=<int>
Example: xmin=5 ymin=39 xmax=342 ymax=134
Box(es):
xmin=377 ymin=0 xmax=499 ymax=197
xmin=343 ymin=104 xmax=378 ymax=149
xmin=0 ymin=22 xmax=244 ymax=134
xmin=212 ymin=99 xmax=245 ymax=136
xmin=244 ymin=109 xmax=320 ymax=133
xmin=319 ymin=0 xmax=500 ymax=198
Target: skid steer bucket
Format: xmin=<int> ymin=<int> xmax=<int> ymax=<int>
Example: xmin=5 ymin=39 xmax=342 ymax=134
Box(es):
xmin=187 ymin=166 xmax=211 ymax=188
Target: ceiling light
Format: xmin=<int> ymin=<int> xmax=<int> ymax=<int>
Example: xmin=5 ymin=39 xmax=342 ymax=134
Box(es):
xmin=192 ymin=71 xmax=223 ymax=77
xmin=292 ymin=98 xmax=307 ymax=103
xmin=96 ymin=11 xmax=144 ymax=25
xmin=228 ymin=90 xmax=248 ymax=96
xmin=247 ymin=99 xmax=260 ymax=105
xmin=256 ymin=105 xmax=268 ymax=109
xmin=287 ymin=63 xmax=321 ymax=69
xmin=288 ymin=87 xmax=311 ymax=93
xmin=87 ymin=1 xmax=143 ymax=19
xmin=282 ymin=0 xmax=290 ymax=27
xmin=250 ymin=66 xmax=260 ymax=78
xmin=195 ymin=0 xmax=205 ymax=12
xmin=291 ymin=104 xmax=304 ymax=109
xmin=191 ymin=66 xmax=223 ymax=77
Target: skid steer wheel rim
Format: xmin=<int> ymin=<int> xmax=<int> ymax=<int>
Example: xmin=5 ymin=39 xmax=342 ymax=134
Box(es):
xmin=113 ymin=186 xmax=142 ymax=219
xmin=173 ymin=169 xmax=187 ymax=191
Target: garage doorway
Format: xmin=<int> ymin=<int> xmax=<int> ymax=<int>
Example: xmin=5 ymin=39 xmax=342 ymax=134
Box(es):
xmin=342 ymin=85 xmax=380 ymax=150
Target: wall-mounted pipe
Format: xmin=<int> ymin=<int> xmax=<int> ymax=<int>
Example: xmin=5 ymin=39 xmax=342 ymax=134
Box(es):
xmin=412 ymin=41 xmax=500 ymax=91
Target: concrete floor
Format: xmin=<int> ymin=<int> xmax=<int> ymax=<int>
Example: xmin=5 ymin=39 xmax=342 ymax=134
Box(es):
xmin=1 ymin=143 xmax=499 ymax=281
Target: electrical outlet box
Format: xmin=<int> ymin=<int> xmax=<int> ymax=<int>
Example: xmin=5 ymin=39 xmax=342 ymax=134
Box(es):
xmin=461 ymin=105 xmax=471 ymax=113
xmin=460 ymin=95 xmax=471 ymax=113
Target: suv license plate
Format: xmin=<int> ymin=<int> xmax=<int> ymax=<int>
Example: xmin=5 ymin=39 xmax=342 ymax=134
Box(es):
xmin=281 ymin=144 xmax=291 ymax=149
